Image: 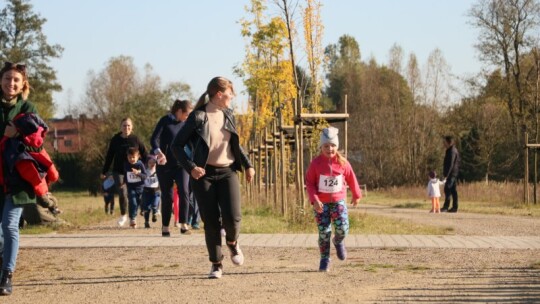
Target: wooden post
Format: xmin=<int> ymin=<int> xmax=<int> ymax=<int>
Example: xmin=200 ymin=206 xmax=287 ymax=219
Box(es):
xmin=344 ymin=94 xmax=348 ymax=159
xmin=279 ymin=108 xmax=287 ymax=216
xmin=299 ymin=111 xmax=305 ymax=209
xmin=525 ymin=132 xmax=529 ymax=204
xmin=272 ymin=120 xmax=279 ymax=210
xmin=264 ymin=127 xmax=269 ymax=204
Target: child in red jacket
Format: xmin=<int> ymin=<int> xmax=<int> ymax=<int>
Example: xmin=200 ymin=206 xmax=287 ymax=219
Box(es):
xmin=305 ymin=127 xmax=361 ymax=272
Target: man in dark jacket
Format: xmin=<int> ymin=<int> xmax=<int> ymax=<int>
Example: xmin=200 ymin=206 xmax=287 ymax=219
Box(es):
xmin=441 ymin=136 xmax=460 ymax=212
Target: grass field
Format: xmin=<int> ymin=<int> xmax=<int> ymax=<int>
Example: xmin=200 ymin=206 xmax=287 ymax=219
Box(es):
xmin=20 ymin=181 xmax=538 ymax=235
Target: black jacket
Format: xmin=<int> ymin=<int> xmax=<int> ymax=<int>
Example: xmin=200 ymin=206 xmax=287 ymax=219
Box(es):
xmin=443 ymin=145 xmax=460 ymax=179
xmin=102 ymin=133 xmax=147 ymax=175
xmin=171 ymin=104 xmax=252 ymax=173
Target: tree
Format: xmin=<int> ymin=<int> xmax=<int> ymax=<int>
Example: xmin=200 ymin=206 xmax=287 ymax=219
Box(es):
xmin=0 ymin=0 xmax=63 ymax=118
xmin=469 ymin=0 xmax=540 ymax=144
xmin=80 ymin=56 xmax=192 ymax=190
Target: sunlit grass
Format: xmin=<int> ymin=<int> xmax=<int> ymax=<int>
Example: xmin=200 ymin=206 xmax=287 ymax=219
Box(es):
xmin=361 ymin=182 xmax=540 ymax=217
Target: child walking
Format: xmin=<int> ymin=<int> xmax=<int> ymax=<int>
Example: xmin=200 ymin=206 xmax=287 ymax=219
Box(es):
xmin=124 ymin=147 xmax=148 ymax=228
xmin=142 ymin=155 xmax=160 ymax=228
xmin=305 ymin=126 xmax=362 ymax=272
xmin=427 ymin=171 xmax=445 ymax=213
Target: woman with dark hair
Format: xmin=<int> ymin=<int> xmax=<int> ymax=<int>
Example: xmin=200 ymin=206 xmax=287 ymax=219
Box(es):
xmin=150 ymin=99 xmax=193 ymax=236
xmin=101 ymin=118 xmax=147 ymax=226
xmin=0 ymin=61 xmax=37 ymax=296
xmin=172 ymin=77 xmax=255 ymax=279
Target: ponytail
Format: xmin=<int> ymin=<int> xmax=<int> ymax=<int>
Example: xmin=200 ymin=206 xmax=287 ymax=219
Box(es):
xmin=195 ymin=92 xmax=208 ymax=109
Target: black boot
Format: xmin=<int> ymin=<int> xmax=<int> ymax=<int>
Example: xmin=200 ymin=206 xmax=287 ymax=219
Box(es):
xmin=0 ymin=270 xmax=13 ymax=296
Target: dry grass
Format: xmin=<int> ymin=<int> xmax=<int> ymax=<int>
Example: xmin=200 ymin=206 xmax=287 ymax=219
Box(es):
xmin=363 ymin=182 xmax=540 ymax=217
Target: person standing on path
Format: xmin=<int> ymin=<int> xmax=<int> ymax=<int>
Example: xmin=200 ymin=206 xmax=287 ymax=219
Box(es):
xmin=101 ymin=118 xmax=147 ymax=226
xmin=172 ymin=76 xmax=255 ymax=279
xmin=150 ymin=99 xmax=193 ymax=236
xmin=441 ymin=135 xmax=460 ymax=213
xmin=305 ymin=126 xmax=362 ymax=272
xmin=0 ymin=61 xmax=39 ymax=296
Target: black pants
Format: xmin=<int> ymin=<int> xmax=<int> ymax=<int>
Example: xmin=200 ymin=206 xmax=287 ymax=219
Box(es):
xmin=192 ymin=165 xmax=241 ymax=263
xmin=113 ymin=173 xmax=128 ymax=216
xmin=443 ymin=176 xmax=458 ymax=210
xmin=156 ymin=165 xmax=191 ymax=227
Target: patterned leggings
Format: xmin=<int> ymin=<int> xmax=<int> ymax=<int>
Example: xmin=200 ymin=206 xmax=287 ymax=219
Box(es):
xmin=313 ymin=200 xmax=349 ymax=259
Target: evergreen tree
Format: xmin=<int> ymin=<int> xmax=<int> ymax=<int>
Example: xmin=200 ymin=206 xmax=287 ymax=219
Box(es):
xmin=0 ymin=0 xmax=63 ymax=118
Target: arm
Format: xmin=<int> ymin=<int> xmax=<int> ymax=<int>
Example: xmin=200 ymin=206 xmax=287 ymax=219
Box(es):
xmin=171 ymin=111 xmax=198 ymax=172
xmin=344 ymin=161 xmax=362 ymax=206
xmin=446 ymin=148 xmax=458 ymax=179
xmin=150 ymin=116 xmax=168 ymax=164
xmin=101 ymin=136 xmax=116 ymax=177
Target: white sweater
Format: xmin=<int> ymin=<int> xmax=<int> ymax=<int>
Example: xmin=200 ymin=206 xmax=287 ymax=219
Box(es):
xmin=426 ymin=178 xmax=445 ymax=198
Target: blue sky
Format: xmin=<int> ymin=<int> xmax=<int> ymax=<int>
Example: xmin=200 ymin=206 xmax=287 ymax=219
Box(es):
xmin=30 ymin=0 xmax=480 ymax=117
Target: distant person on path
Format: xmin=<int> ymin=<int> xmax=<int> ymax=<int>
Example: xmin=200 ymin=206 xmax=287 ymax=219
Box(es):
xmin=426 ymin=171 xmax=444 ymax=213
xmin=441 ymin=135 xmax=460 ymax=213
xmin=150 ymin=99 xmax=193 ymax=236
xmin=305 ymin=126 xmax=362 ymax=272
xmin=0 ymin=61 xmax=39 ymax=296
xmin=142 ymin=155 xmax=160 ymax=228
xmin=101 ymin=118 xmax=147 ymax=226
xmin=172 ymin=77 xmax=255 ymax=279
xmin=124 ymin=147 xmax=148 ymax=228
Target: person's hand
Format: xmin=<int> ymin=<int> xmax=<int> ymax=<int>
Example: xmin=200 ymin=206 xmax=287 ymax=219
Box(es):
xmin=100 ymin=174 xmax=107 ymax=180
xmin=4 ymin=122 xmax=17 ymax=138
xmin=156 ymin=151 xmax=167 ymax=165
xmin=245 ymin=167 xmax=255 ymax=183
xmin=313 ymin=200 xmax=323 ymax=214
xmin=351 ymin=198 xmax=360 ymax=207
xmin=191 ymin=167 xmax=206 ymax=180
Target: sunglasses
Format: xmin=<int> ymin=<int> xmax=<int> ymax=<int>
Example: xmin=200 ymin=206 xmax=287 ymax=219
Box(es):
xmin=3 ymin=62 xmax=26 ymax=73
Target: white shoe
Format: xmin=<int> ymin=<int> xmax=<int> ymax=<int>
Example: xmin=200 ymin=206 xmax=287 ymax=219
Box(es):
xmin=220 ymin=228 xmax=226 ymax=237
xmin=208 ymin=263 xmax=223 ymax=279
xmin=117 ymin=215 xmax=128 ymax=226
xmin=227 ymin=242 xmax=244 ymax=266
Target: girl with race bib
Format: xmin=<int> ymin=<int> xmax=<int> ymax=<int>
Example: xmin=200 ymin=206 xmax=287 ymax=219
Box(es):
xmin=142 ymin=155 xmax=160 ymax=228
xmin=305 ymin=126 xmax=362 ymax=272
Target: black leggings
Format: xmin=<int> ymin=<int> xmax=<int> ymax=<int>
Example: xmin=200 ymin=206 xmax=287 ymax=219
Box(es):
xmin=157 ymin=166 xmax=191 ymax=227
xmin=192 ymin=165 xmax=241 ymax=263
xmin=113 ymin=173 xmax=128 ymax=216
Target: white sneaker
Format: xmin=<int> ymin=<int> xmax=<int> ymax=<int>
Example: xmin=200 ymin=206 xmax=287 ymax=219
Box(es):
xmin=227 ymin=242 xmax=244 ymax=266
xmin=208 ymin=263 xmax=223 ymax=279
xmin=220 ymin=228 xmax=226 ymax=237
xmin=117 ymin=215 xmax=128 ymax=226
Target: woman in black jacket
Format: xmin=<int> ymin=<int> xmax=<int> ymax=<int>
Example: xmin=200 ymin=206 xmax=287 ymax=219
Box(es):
xmin=172 ymin=76 xmax=255 ymax=279
xmin=101 ymin=118 xmax=147 ymax=226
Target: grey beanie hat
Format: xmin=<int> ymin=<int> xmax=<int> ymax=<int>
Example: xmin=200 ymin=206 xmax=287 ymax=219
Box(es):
xmin=320 ymin=126 xmax=339 ymax=149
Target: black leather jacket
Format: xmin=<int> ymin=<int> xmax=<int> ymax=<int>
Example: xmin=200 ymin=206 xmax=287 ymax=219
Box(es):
xmin=171 ymin=103 xmax=252 ymax=173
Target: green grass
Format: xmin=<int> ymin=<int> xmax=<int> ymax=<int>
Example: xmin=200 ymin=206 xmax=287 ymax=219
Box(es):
xmin=21 ymin=184 xmax=533 ymax=235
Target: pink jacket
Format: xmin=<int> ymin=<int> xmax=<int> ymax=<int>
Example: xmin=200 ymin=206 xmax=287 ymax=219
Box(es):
xmin=305 ymin=154 xmax=362 ymax=204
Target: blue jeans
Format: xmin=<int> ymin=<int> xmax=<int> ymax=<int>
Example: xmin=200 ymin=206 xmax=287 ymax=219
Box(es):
xmin=127 ymin=187 xmax=143 ymax=221
xmin=142 ymin=190 xmax=160 ymax=214
xmin=0 ymin=196 xmax=24 ymax=271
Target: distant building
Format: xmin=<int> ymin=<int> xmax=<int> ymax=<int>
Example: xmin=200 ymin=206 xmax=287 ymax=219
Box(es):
xmin=45 ymin=115 xmax=99 ymax=153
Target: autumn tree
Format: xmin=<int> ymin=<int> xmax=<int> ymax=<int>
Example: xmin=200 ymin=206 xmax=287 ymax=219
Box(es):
xmin=469 ymin=0 xmax=540 ymax=145
xmin=0 ymin=0 xmax=63 ymax=118
xmin=81 ymin=56 xmax=192 ymax=188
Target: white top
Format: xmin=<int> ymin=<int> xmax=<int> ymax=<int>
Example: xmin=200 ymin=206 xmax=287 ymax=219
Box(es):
xmin=426 ymin=178 xmax=445 ymax=198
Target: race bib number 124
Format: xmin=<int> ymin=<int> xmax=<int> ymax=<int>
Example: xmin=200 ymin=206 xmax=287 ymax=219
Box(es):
xmin=318 ymin=174 xmax=343 ymax=193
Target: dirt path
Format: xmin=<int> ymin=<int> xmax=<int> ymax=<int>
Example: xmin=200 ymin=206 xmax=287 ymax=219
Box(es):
xmin=6 ymin=206 xmax=540 ymax=303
